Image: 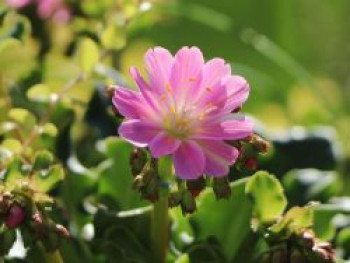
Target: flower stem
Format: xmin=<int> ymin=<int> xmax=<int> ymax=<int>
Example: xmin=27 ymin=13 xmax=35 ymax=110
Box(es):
xmin=44 ymin=250 xmax=64 ymax=263
xmin=151 ymin=194 xmax=169 ymax=263
xmin=151 ymin=157 xmax=172 ymax=263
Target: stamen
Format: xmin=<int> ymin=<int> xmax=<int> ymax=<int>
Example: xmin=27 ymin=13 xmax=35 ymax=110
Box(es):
xmin=161 ymin=94 xmax=166 ymax=102
xmin=165 ymin=83 xmax=172 ymax=93
xmin=189 ymin=77 xmax=198 ymax=82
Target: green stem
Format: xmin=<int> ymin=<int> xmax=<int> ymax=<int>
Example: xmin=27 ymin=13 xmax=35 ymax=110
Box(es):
xmin=151 ymin=194 xmax=169 ymax=263
xmin=151 ymin=157 xmax=171 ymax=263
xmin=44 ymin=250 xmax=64 ymax=263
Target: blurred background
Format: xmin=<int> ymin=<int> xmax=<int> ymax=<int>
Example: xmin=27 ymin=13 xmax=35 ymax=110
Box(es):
xmin=1 ymin=0 xmax=350 ymax=262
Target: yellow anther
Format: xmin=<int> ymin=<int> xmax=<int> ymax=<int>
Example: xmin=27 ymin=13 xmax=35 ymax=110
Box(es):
xmin=170 ymin=105 xmax=176 ymax=113
xmin=161 ymin=94 xmax=166 ymax=102
xmin=165 ymin=83 xmax=172 ymax=93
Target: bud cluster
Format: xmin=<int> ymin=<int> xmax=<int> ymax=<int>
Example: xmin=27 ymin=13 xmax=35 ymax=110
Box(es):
xmin=260 ymin=231 xmax=335 ymax=263
xmin=0 ymin=186 xmax=70 ymax=255
xmin=231 ymin=134 xmax=271 ymax=172
xmin=129 ymin=135 xmax=270 ymax=215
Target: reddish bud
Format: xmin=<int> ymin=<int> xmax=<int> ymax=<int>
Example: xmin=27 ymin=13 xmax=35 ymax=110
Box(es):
xmin=55 ymin=224 xmax=70 ymax=238
xmin=105 ymin=85 xmax=117 ymax=97
xmin=5 ymin=203 xmax=25 ymax=229
xmin=186 ymin=176 xmax=206 ymax=198
xmin=32 ymin=210 xmax=43 ymax=225
xmin=244 ymin=157 xmax=258 ymax=170
xmin=232 ymin=106 xmax=242 ymax=113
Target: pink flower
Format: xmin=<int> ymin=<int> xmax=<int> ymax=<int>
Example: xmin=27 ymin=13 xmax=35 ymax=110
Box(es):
xmin=113 ymin=47 xmax=253 ymax=180
xmin=5 ymin=0 xmax=31 ymax=8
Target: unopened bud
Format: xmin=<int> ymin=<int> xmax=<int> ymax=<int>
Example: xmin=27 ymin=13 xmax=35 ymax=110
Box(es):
xmin=186 ymin=176 xmax=206 ymax=198
xmin=55 ymin=224 xmax=70 ymax=238
xmin=168 ymin=192 xmax=182 ymax=207
xmin=301 ymin=231 xmax=315 ymax=249
xmin=252 ymin=135 xmax=270 ymax=154
xmin=143 ymin=176 xmax=159 ymax=203
xmin=244 ymin=157 xmax=258 ymax=171
xmin=180 ymin=190 xmax=196 ymax=215
xmin=213 ymin=177 xmax=231 ymax=199
xmin=312 ymin=241 xmax=335 ymax=262
xmin=5 ymin=203 xmax=25 ymax=229
xmin=106 ymin=85 xmax=117 ymax=97
xmin=32 ymin=210 xmax=43 ymax=225
xmin=130 ymin=148 xmax=147 ymax=177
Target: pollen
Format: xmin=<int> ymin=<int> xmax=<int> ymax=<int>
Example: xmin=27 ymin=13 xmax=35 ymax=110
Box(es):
xmin=165 ymin=83 xmax=172 ymax=93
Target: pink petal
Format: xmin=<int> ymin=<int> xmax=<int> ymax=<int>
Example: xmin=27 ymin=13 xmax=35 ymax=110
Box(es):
xmin=223 ymin=75 xmax=250 ymax=112
xmin=169 ymin=46 xmax=204 ymax=108
xmin=6 ymin=0 xmax=31 ymax=8
xmin=197 ymin=140 xmax=239 ymax=177
xmin=193 ymin=118 xmax=254 ymax=140
xmin=112 ymin=87 xmax=142 ymax=119
xmin=149 ymin=132 xmax=181 ymax=158
xmin=198 ymin=58 xmax=230 ymax=96
xmin=118 ymin=119 xmax=160 ymax=147
xmin=145 ymin=47 xmax=173 ymax=94
xmin=173 ymin=141 xmax=205 ymax=180
xmin=130 ymin=67 xmax=161 ymax=115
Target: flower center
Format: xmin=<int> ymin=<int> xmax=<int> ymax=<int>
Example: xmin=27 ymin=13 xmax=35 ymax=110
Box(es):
xmin=163 ymin=111 xmax=192 ymax=139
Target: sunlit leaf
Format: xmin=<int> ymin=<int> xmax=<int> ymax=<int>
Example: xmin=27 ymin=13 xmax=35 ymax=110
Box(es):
xmin=77 ymin=37 xmax=99 ymax=73
xmin=27 ymin=84 xmax=52 ymax=103
xmin=246 ymin=171 xmax=287 ymax=223
xmin=269 ymin=206 xmax=313 ymax=235
xmin=32 ymin=150 xmax=54 ymax=171
xmin=101 ymin=23 xmax=126 ymax=50
xmin=191 ymin=178 xmax=253 ymax=261
xmin=33 ymin=164 xmax=65 ymax=193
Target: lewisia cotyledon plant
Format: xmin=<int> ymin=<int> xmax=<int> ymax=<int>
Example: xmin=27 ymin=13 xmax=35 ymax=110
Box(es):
xmin=113 ymin=47 xmax=253 ymax=180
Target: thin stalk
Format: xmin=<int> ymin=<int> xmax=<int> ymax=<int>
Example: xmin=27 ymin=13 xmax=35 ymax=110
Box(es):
xmin=151 ymin=157 xmax=172 ymax=263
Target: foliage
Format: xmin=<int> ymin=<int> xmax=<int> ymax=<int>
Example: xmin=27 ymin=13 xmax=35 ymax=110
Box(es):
xmin=0 ymin=0 xmax=349 ymax=262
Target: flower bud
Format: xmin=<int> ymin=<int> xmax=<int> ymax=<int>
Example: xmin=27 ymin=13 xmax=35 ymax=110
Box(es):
xmin=213 ymin=177 xmax=231 ymax=199
xmin=168 ymin=191 xmax=182 ymax=207
xmin=251 ymin=135 xmax=270 ymax=154
xmin=180 ymin=190 xmax=196 ymax=215
xmin=186 ymin=176 xmax=206 ymax=198
xmin=130 ymin=148 xmax=147 ymax=177
xmin=55 ymin=224 xmax=70 ymax=238
xmin=244 ymin=157 xmax=258 ymax=171
xmin=5 ymin=203 xmax=26 ymax=229
xmin=300 ymin=231 xmax=315 ymax=249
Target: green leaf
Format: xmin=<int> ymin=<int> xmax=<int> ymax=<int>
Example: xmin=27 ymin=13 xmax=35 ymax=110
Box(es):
xmin=175 ymin=253 xmax=190 ymax=263
xmin=1 ymin=138 xmax=22 ymax=154
xmin=32 ymin=150 xmax=54 ymax=171
xmin=190 ymin=178 xmax=254 ymax=261
xmin=0 ymin=228 xmax=16 ymax=256
xmin=170 ymin=207 xmax=194 ymax=250
xmin=27 ymin=84 xmax=52 ymax=103
xmin=97 ymin=137 xmax=147 ymax=209
xmin=101 ymin=23 xmax=126 ymax=50
xmin=77 ymin=37 xmax=99 ymax=73
xmin=34 ymin=164 xmax=64 ymax=193
xmin=269 ymin=206 xmax=313 ymax=236
xmin=3 ymin=155 xmax=25 ymax=187
xmin=41 ymin=123 xmax=58 ymax=137
xmin=8 ymin=108 xmax=36 ymax=132
xmin=245 ymin=171 xmax=287 ymax=223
